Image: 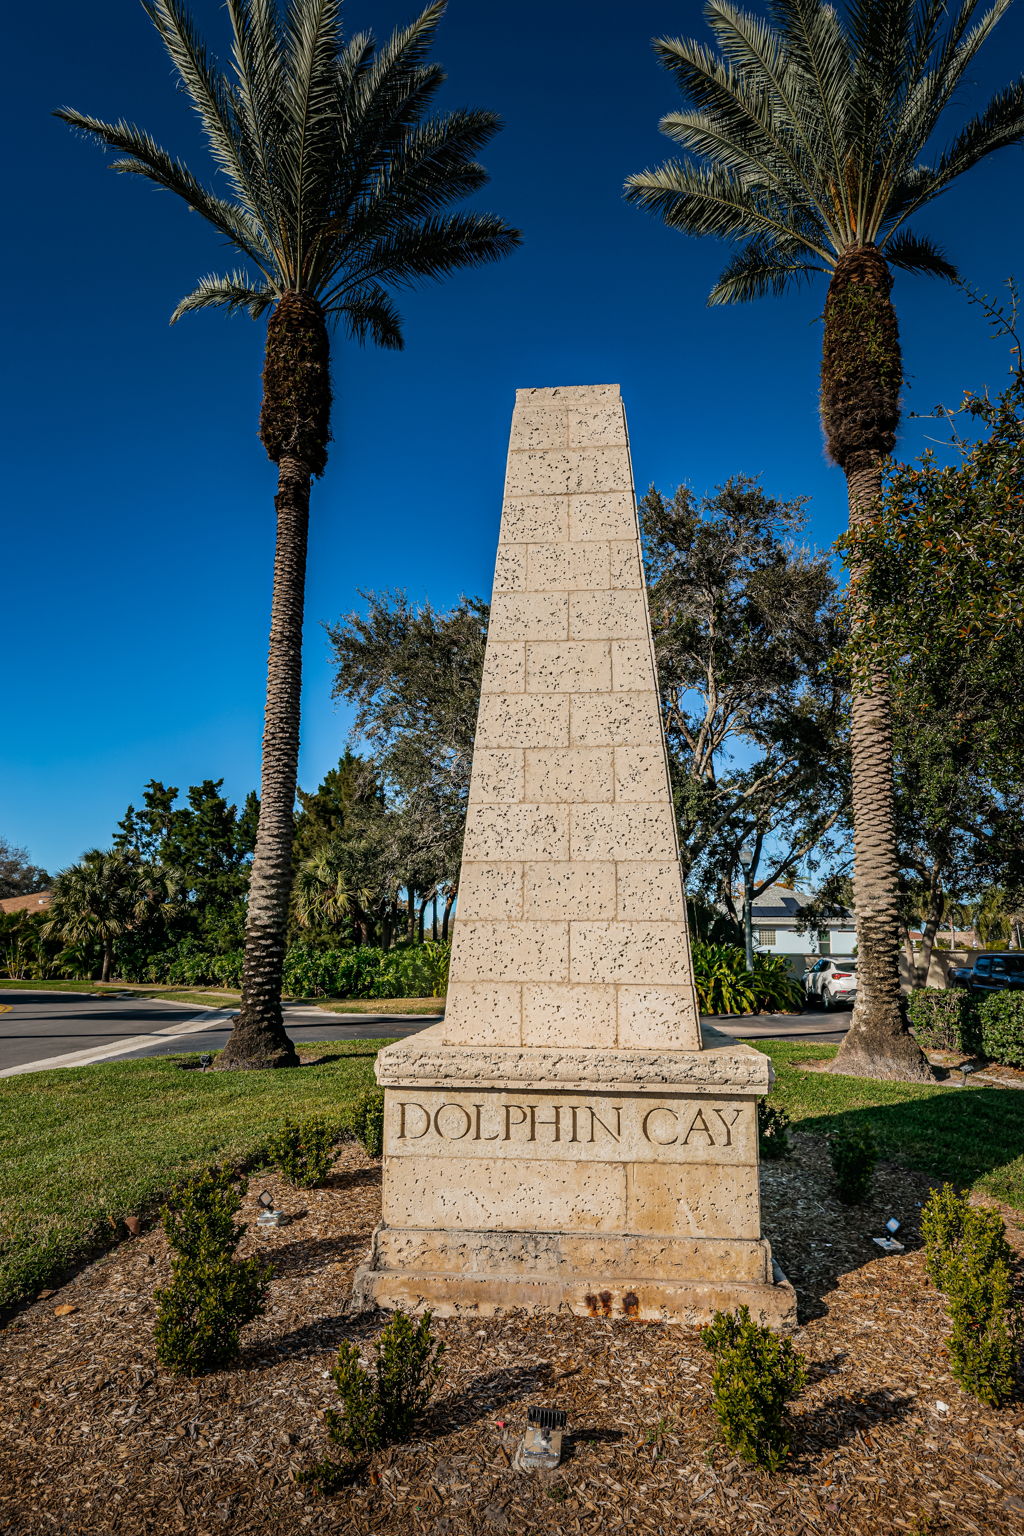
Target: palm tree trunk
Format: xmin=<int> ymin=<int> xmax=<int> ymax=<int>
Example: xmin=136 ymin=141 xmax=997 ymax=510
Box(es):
xmin=101 ymin=942 xmax=112 ymax=984
xmin=219 ymin=292 xmax=331 ymax=1070
xmin=821 ymin=248 xmax=931 ymax=1081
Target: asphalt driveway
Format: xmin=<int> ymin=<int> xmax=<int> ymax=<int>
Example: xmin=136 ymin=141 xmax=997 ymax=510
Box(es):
xmin=0 ymin=989 xmax=847 ymax=1076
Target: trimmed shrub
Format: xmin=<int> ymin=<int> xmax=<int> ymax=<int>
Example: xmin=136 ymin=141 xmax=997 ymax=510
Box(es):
xmin=154 ymin=1167 xmax=269 ymax=1376
xmin=829 ymin=1124 xmax=877 ymax=1204
xmin=305 ymin=1310 xmax=444 ymax=1485
xmin=921 ymin=1184 xmax=1012 ymax=1292
xmin=921 ymin=1185 xmax=1022 ymax=1406
xmin=700 ymin=1305 xmax=807 ymax=1471
xmin=979 ymin=992 xmax=1024 ymax=1069
xmin=907 ymin=987 xmax=980 ymax=1053
xmin=349 ymin=1087 xmax=385 ymax=1159
xmin=757 ymin=1100 xmax=792 ymax=1161
xmin=267 ymin=1117 xmax=339 ymax=1188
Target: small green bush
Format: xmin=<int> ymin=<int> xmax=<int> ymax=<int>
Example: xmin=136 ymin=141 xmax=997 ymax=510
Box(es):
xmin=267 ymin=1117 xmax=339 ymax=1188
xmin=348 ymin=1087 xmax=385 ymax=1159
xmin=829 ymin=1124 xmax=877 ymax=1204
xmin=921 ymin=1184 xmax=1012 ymax=1291
xmin=979 ymin=992 xmax=1024 ymax=1069
xmin=907 ymin=987 xmax=981 ymax=1053
xmin=153 ymin=1167 xmax=269 ymax=1376
xmin=757 ymin=1099 xmax=792 ymax=1161
xmin=305 ymin=1310 xmax=444 ymax=1485
xmin=700 ymin=1305 xmax=807 ymax=1472
xmin=920 ymin=1185 xmax=1021 ymax=1406
xmin=947 ymin=1247 xmax=1022 ymax=1406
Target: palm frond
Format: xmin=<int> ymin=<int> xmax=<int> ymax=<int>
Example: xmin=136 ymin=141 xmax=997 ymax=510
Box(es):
xmin=625 ymin=161 xmax=831 ymax=260
xmin=708 ymin=236 xmax=827 ymax=303
xmin=879 ymin=228 xmax=959 ymax=279
xmin=341 ymin=212 xmax=521 ymax=290
xmin=170 ymin=271 xmax=279 ymax=323
xmin=338 ymin=282 xmax=405 ymax=349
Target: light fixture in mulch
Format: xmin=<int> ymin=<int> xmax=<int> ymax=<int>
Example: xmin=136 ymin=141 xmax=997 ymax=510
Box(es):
xmin=515 ymin=1406 xmax=567 ymax=1472
xmin=256 ymin=1190 xmax=288 ymax=1229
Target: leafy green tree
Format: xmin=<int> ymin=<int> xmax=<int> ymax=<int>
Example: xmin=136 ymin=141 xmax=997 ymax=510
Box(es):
xmin=0 ymin=837 xmax=50 ymax=900
xmin=327 ymin=591 xmax=488 ymax=934
xmin=43 ymin=850 xmax=167 ymax=983
xmin=59 ymin=0 xmax=519 ymax=1069
xmin=115 ymin=778 xmax=259 ymax=955
xmin=641 ymin=478 xmax=848 ymax=914
xmin=626 ymin=0 xmax=1024 ymax=1078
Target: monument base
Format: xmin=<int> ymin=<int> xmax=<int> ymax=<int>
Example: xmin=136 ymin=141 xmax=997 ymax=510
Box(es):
xmin=350 ymin=1025 xmax=797 ymax=1329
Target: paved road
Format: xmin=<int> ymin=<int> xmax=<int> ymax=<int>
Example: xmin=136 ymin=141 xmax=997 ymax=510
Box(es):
xmin=0 ymin=989 xmax=848 ymax=1075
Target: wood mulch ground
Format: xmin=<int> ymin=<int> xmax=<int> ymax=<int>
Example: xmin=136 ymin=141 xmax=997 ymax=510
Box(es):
xmin=2 ymin=1137 xmax=1023 ymax=1536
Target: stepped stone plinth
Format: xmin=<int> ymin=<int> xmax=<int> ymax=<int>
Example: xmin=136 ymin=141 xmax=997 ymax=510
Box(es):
xmin=352 ymin=385 xmax=795 ymax=1325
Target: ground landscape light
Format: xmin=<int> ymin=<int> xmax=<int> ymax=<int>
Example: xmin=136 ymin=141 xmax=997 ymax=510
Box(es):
xmin=517 ymin=1407 xmax=567 ymax=1472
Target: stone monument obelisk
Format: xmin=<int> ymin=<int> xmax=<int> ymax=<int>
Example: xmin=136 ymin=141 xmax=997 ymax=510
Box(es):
xmin=353 ymin=385 xmax=795 ymax=1325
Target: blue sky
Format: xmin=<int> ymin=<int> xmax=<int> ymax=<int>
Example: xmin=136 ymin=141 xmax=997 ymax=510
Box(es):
xmin=4 ymin=0 xmax=1023 ymax=875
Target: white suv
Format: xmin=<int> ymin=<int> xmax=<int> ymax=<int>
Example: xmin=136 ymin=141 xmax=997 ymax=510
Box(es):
xmin=804 ymin=958 xmax=858 ymax=1009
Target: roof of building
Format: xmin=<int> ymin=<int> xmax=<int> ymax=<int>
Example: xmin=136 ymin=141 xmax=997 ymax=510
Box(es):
xmin=750 ymin=882 xmax=853 ymax=924
xmin=0 ymin=891 xmax=52 ymax=915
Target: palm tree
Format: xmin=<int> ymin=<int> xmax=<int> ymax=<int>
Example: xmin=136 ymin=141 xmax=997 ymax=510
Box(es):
xmin=44 ymin=850 xmax=164 ymax=983
xmin=58 ymin=0 xmax=519 ymax=1068
xmin=625 ymin=0 xmax=1024 ymax=1080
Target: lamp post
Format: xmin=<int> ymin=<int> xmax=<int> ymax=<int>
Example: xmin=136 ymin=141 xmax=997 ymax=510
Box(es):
xmin=739 ymin=844 xmax=755 ymax=971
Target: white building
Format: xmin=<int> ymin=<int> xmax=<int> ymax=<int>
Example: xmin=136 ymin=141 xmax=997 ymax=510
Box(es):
xmin=745 ymin=882 xmax=856 ymax=965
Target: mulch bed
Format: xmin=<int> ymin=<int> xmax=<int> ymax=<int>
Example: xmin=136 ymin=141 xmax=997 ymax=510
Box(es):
xmin=2 ymin=1138 xmax=1023 ymax=1536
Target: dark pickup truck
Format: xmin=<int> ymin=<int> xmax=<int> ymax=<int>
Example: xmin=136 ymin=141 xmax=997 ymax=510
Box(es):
xmin=966 ymin=953 xmax=1024 ymax=993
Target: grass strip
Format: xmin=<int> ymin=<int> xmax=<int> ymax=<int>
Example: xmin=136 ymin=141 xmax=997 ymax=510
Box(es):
xmin=0 ymin=1040 xmax=390 ymax=1317
xmin=754 ymin=1041 xmax=1024 ymax=1214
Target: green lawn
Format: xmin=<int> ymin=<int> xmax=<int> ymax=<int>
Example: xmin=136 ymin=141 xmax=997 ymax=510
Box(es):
xmin=0 ymin=1040 xmax=390 ymax=1317
xmin=3 ymin=1036 xmax=1022 ymax=1321
xmin=758 ymin=1041 xmax=1024 ymax=1215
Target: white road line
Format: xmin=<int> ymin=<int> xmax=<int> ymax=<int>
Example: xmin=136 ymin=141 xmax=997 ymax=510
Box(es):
xmin=0 ymin=1008 xmax=238 ymax=1078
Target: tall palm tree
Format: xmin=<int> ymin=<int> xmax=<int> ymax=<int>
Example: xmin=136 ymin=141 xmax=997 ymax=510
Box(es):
xmin=58 ymin=0 xmax=519 ymax=1068
xmin=44 ymin=850 xmax=165 ymax=983
xmin=625 ymin=0 xmax=1024 ymax=1080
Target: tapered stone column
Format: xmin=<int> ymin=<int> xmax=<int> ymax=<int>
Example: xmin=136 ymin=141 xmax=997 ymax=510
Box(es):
xmin=352 ymin=386 xmax=795 ymax=1325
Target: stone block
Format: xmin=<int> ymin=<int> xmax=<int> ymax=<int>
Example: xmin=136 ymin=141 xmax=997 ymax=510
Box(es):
xmin=524 ymin=748 xmax=614 ymax=803
xmin=616 ymin=861 xmax=686 ymax=921
xmin=609 ymin=540 xmax=644 ymax=588
xmin=521 ymin=985 xmax=618 ymax=1046
xmin=501 ymin=496 xmax=568 ymax=544
xmin=527 ymin=541 xmax=609 ymax=592
xmin=628 ymin=1163 xmax=761 ymax=1240
xmin=613 ymin=746 xmax=670 ymax=803
xmin=616 ymin=985 xmax=701 ymax=1050
xmin=456 ymin=862 xmax=523 ymax=921
xmin=570 ymin=692 xmax=663 ymax=746
xmin=382 ymin=1152 xmax=627 ymax=1233
xmin=440 ymin=983 xmax=521 ymax=1046
xmin=570 ymin=804 xmax=678 ymax=860
xmin=481 ymin=642 xmax=526 ymax=692
xmin=477 ymin=694 xmax=570 ymax=749
xmin=525 ymin=641 xmax=612 ymax=693
xmin=569 ymin=921 xmax=692 ymax=983
xmin=489 ymin=592 xmax=568 ymax=643
xmin=469 ymin=750 xmax=524 ymax=804
xmin=569 ymin=493 xmax=636 ymax=541
xmin=492 ymin=543 xmax=528 ymax=592
xmin=611 ymin=640 xmax=657 ymax=691
xmin=569 ymin=590 xmax=649 ymax=640
xmin=522 ymin=861 xmax=617 ymax=920
xmin=567 ymin=403 xmax=628 ymax=448
xmin=450 ymin=921 xmax=570 ymax=983
xmin=463 ymin=803 xmax=569 ymax=861
xmin=505 ymin=448 xmax=633 ymax=498
xmin=508 ymin=407 xmax=568 ymax=452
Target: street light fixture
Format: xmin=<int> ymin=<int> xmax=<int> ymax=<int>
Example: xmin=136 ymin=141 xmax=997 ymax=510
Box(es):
xmin=739 ymin=844 xmax=755 ymax=971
